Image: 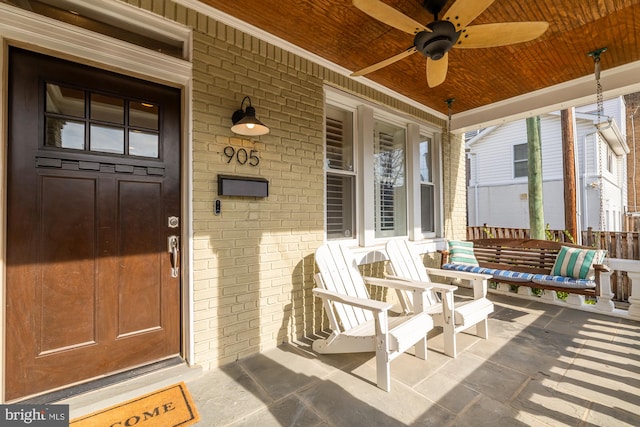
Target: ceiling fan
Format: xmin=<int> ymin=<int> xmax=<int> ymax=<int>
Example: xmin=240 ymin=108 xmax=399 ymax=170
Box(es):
xmin=351 ymin=0 xmax=549 ymax=87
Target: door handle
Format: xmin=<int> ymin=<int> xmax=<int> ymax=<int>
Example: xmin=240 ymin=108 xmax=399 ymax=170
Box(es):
xmin=168 ymin=235 xmax=180 ymax=278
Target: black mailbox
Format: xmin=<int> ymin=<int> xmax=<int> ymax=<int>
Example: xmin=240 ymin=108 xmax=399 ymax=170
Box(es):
xmin=218 ymin=175 xmax=269 ymax=197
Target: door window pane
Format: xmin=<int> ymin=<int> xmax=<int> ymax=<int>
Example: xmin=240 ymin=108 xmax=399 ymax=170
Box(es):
xmin=130 ymin=102 xmax=159 ymax=130
xmin=374 ymin=120 xmax=406 ymax=238
xmin=44 ymin=84 xmax=165 ymax=160
xmin=129 ymin=131 xmax=159 ymax=158
xmin=46 ymin=84 xmax=84 ymax=117
xmin=90 ymin=124 xmax=124 ymax=154
xmin=91 ymin=93 xmax=124 ymax=124
xmin=45 ymin=118 xmax=85 ymax=149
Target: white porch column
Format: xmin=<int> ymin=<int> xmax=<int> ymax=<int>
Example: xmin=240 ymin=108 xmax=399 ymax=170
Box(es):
xmin=595 ymin=268 xmax=615 ymax=312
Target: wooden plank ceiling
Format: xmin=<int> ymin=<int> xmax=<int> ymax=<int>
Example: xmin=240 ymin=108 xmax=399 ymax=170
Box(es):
xmin=196 ymin=0 xmax=640 ymax=120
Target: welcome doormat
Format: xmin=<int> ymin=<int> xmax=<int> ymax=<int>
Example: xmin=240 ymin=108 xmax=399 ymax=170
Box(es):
xmin=70 ymin=382 xmax=199 ymax=427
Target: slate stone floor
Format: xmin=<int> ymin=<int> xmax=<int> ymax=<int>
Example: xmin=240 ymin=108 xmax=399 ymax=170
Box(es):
xmin=187 ymin=293 xmax=640 ymax=426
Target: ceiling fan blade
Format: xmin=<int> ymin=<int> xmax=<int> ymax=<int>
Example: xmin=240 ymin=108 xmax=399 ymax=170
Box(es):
xmin=351 ymin=47 xmax=417 ymax=77
xmin=353 ymin=0 xmax=429 ymax=34
xmin=427 ymin=53 xmax=448 ymax=88
xmin=454 ymin=22 xmax=549 ymax=48
xmin=443 ymin=0 xmax=495 ymax=30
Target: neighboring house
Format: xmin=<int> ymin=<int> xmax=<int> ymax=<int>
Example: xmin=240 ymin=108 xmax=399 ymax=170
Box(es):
xmin=0 ymin=1 xmax=466 ymax=402
xmin=466 ymin=97 xmax=629 ymax=233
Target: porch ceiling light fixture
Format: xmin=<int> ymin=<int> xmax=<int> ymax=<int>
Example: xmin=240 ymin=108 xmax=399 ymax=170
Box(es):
xmin=230 ymin=96 xmax=269 ymax=136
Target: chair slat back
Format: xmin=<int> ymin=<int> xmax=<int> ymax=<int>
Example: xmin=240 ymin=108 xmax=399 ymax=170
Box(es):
xmin=385 ymin=239 xmax=440 ymax=309
xmin=315 ymin=244 xmax=373 ymax=330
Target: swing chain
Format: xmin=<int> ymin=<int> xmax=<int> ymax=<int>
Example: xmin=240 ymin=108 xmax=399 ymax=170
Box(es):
xmin=445 ymin=98 xmax=455 ymax=237
xmin=593 ymin=51 xmax=606 ymax=231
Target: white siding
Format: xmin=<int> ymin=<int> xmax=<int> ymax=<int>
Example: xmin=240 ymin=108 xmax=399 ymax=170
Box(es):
xmin=467 ymin=98 xmax=628 ymax=232
xmin=471 ymin=120 xmax=527 ymax=186
xmin=470 ymin=115 xmax=568 ymax=187
xmin=467 ymin=180 xmax=565 ymax=228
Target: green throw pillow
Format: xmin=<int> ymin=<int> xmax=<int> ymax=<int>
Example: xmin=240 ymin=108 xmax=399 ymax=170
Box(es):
xmin=551 ymin=246 xmax=599 ymax=280
xmin=448 ymin=240 xmax=479 ymax=266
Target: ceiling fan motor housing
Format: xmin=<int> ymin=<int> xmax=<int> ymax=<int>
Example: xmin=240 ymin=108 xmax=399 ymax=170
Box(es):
xmin=414 ymin=20 xmax=460 ymax=60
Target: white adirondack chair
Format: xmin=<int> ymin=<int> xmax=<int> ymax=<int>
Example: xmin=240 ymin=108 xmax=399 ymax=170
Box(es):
xmin=385 ymin=239 xmax=494 ymax=358
xmin=313 ymin=243 xmax=435 ymax=392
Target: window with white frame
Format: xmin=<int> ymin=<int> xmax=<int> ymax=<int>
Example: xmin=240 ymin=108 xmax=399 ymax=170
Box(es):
xmin=513 ymin=143 xmax=528 ymax=178
xmin=419 ymin=136 xmax=435 ymax=234
xmin=324 ymin=89 xmax=443 ymax=244
xmin=325 ymin=105 xmax=356 ymax=239
xmin=374 ymin=120 xmax=407 ymax=238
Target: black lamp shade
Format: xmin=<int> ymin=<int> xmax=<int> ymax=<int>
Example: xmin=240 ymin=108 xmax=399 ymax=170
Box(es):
xmin=231 ymin=101 xmax=269 ymax=136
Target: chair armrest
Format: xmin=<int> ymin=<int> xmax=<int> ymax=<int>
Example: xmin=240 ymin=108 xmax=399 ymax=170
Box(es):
xmin=312 ymin=288 xmax=392 ymax=313
xmin=384 ymin=275 xmax=456 ymax=324
xmin=385 ymin=275 xmax=458 ymax=293
xmin=594 ymin=263 xmax=610 ymax=273
xmin=363 ymin=276 xmax=434 ymax=293
xmin=424 ymin=267 xmax=490 ymax=299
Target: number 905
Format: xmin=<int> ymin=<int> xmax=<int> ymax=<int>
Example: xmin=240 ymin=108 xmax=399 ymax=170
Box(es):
xmin=224 ymin=146 xmax=259 ymax=166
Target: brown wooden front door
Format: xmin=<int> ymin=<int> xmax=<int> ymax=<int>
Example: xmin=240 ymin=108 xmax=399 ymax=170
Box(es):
xmin=6 ymin=48 xmax=182 ymax=401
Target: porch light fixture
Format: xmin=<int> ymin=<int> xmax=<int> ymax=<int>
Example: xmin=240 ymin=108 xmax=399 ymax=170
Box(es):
xmin=230 ymin=96 xmax=269 ymax=136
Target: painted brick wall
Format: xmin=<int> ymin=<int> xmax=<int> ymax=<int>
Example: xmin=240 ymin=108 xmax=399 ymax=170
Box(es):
xmin=444 ymin=132 xmax=468 ymax=240
xmin=189 ymin=25 xmax=327 ymax=367
xmin=126 ymin=0 xmax=464 ymax=370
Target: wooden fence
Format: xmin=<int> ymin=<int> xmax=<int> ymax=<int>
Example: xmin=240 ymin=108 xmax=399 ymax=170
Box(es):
xmin=466 ymin=225 xmax=639 ymax=303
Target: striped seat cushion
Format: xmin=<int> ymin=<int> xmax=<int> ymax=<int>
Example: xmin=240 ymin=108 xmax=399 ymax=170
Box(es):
xmin=491 ymin=269 xmax=534 ymax=282
xmin=531 ymin=274 xmax=596 ymax=289
xmin=442 ymin=264 xmax=532 ymax=282
xmin=441 ymin=265 xmax=596 ymax=288
xmin=442 ymin=263 xmax=489 ymax=274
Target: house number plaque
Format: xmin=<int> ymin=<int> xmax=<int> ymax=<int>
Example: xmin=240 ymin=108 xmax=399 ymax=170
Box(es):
xmin=224 ymin=146 xmax=259 ymax=166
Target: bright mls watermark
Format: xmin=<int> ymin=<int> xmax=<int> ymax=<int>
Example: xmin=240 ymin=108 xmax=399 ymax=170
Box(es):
xmin=1 ymin=405 xmax=68 ymax=426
